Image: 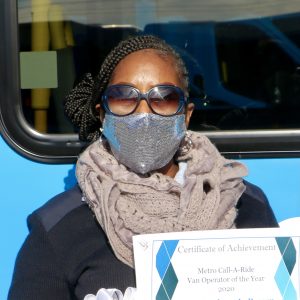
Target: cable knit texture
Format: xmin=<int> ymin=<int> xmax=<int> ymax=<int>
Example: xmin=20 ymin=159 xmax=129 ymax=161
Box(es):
xmin=76 ymin=131 xmax=248 ymax=267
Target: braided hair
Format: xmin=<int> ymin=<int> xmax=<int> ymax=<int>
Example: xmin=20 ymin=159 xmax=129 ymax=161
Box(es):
xmin=64 ymin=35 xmax=189 ymax=142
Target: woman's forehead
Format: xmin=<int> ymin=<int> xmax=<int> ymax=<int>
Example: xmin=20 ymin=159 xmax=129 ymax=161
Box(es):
xmin=116 ymin=49 xmax=174 ymax=68
xmin=109 ymin=49 xmax=181 ymax=85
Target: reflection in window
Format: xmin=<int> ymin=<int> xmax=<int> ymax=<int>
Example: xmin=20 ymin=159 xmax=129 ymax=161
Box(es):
xmin=215 ymin=20 xmax=300 ymax=129
xmin=19 ymin=1 xmax=141 ymax=133
xmin=18 ymin=1 xmax=300 ymax=134
xmin=216 ymin=23 xmax=297 ymax=104
xmin=273 ymin=14 xmax=300 ymax=49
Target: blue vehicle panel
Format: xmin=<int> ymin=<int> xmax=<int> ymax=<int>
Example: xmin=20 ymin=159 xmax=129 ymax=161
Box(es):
xmin=1 ymin=134 xmax=300 ymax=299
xmin=0 ymin=136 xmax=75 ymax=300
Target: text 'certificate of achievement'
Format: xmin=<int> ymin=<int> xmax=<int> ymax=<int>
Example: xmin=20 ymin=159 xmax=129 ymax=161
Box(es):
xmin=133 ymin=228 xmax=300 ymax=300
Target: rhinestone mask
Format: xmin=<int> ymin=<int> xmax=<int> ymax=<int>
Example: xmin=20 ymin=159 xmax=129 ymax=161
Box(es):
xmin=102 ymin=113 xmax=186 ymax=174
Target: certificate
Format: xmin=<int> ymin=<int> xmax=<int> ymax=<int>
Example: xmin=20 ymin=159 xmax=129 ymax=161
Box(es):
xmin=132 ymin=228 xmax=300 ymax=300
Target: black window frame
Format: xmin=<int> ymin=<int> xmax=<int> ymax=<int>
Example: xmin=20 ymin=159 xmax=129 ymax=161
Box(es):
xmin=0 ymin=1 xmax=85 ymax=163
xmin=1 ymin=0 xmax=300 ymax=164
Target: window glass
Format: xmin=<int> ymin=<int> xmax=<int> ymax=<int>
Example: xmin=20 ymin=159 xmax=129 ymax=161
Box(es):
xmin=273 ymin=14 xmax=300 ymax=48
xmin=214 ymin=22 xmax=300 ymax=130
xmin=17 ymin=1 xmax=300 ymax=135
xmin=18 ymin=1 xmax=142 ymax=134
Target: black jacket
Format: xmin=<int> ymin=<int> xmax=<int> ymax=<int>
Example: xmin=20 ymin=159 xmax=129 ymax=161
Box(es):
xmin=8 ymin=181 xmax=277 ymax=300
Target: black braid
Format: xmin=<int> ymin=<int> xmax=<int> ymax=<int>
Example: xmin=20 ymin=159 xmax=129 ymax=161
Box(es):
xmin=64 ymin=35 xmax=189 ymax=142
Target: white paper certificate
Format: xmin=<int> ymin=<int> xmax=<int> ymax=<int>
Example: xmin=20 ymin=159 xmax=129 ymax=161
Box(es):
xmin=132 ymin=228 xmax=300 ymax=300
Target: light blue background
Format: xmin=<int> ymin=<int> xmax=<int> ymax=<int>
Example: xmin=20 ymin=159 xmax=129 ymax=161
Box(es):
xmin=1 ymin=135 xmax=300 ymax=299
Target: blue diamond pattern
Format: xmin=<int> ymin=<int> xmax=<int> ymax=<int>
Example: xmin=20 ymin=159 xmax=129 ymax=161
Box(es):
xmin=156 ymin=240 xmax=179 ymax=278
xmin=156 ymin=242 xmax=171 ymax=279
xmin=156 ymin=283 xmax=169 ymax=300
xmin=156 ymin=240 xmax=179 ymax=300
xmin=275 ymin=259 xmax=291 ymax=295
xmin=276 ymin=237 xmax=296 ymax=275
xmin=161 ymin=263 xmax=178 ymax=299
xmin=275 ymin=237 xmax=297 ymax=300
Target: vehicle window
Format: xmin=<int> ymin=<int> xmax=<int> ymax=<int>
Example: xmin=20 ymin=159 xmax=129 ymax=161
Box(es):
xmin=273 ymin=14 xmax=300 ymax=48
xmin=19 ymin=3 xmax=141 ymax=134
xmin=214 ymin=22 xmax=300 ymax=130
xmin=144 ymin=18 xmax=300 ymax=131
xmin=1 ymin=1 xmax=300 ymax=161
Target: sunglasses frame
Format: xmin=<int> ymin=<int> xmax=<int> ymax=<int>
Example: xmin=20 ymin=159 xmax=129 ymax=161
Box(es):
xmin=101 ymin=84 xmax=187 ymax=116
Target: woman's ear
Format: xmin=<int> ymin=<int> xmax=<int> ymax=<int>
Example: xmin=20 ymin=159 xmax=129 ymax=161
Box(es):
xmin=95 ymin=103 xmax=105 ymax=123
xmin=185 ymin=102 xmax=194 ymax=128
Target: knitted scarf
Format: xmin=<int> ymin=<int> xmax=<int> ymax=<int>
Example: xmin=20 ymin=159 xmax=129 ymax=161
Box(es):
xmin=76 ymin=131 xmax=248 ymax=267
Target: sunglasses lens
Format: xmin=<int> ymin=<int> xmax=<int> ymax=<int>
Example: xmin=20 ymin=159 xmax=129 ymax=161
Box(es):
xmin=103 ymin=85 xmax=185 ymax=116
xmin=105 ymin=86 xmax=138 ymax=115
xmin=149 ymin=86 xmax=183 ymax=115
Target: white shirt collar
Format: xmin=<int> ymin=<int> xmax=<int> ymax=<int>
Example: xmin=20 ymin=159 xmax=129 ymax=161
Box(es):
xmin=174 ymin=161 xmax=187 ymax=185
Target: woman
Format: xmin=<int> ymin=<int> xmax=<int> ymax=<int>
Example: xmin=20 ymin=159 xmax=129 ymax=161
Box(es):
xmin=9 ymin=35 xmax=277 ymax=300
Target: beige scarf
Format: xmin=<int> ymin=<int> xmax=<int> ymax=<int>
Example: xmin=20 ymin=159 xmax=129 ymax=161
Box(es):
xmin=76 ymin=131 xmax=248 ymax=267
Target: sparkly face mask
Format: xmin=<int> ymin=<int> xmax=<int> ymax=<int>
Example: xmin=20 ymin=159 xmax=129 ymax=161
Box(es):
xmin=102 ymin=113 xmax=186 ymax=174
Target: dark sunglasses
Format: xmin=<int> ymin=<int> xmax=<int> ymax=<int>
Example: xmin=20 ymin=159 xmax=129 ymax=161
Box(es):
xmin=102 ymin=84 xmax=187 ymax=116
